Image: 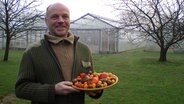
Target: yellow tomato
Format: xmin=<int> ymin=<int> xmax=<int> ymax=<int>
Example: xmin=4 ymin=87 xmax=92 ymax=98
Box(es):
xmin=103 ymin=82 xmax=107 ymax=87
xmin=84 ymin=83 xmax=88 ymax=88
xmin=92 ymin=83 xmax=96 ymax=88
xmin=111 ymin=79 xmax=116 ymax=83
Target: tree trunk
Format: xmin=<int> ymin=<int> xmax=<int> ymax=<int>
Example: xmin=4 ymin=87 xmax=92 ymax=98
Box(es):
xmin=159 ymin=47 xmax=168 ymax=62
xmin=3 ymin=36 xmax=10 ymax=61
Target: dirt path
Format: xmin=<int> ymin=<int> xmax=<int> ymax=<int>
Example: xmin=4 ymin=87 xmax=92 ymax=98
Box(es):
xmin=0 ymin=93 xmax=16 ymax=104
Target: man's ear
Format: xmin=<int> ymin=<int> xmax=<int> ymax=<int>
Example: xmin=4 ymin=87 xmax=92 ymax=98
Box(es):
xmin=45 ymin=18 xmax=48 ymax=26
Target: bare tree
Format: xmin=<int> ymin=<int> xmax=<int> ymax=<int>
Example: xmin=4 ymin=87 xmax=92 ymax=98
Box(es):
xmin=0 ymin=0 xmax=43 ymax=61
xmin=113 ymin=0 xmax=184 ymax=61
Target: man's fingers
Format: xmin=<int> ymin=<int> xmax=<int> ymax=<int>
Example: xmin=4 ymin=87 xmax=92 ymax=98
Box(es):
xmin=62 ymin=81 xmax=73 ymax=86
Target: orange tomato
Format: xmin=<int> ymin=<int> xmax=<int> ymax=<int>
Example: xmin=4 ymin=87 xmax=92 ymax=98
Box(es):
xmin=92 ymin=83 xmax=96 ymax=88
xmin=91 ymin=77 xmax=99 ymax=84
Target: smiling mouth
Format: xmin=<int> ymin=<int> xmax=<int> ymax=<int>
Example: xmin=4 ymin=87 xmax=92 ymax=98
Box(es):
xmin=56 ymin=26 xmax=65 ymax=29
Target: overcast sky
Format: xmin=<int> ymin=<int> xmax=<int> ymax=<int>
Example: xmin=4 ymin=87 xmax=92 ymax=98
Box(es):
xmin=38 ymin=0 xmax=117 ymax=20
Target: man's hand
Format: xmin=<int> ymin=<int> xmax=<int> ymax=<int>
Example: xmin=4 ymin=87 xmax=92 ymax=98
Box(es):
xmin=55 ymin=81 xmax=79 ymax=95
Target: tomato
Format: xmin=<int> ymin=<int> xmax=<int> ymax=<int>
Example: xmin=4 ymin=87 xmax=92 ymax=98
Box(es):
xmin=84 ymin=83 xmax=88 ymax=88
xmin=92 ymin=83 xmax=96 ymax=88
xmin=91 ymin=77 xmax=99 ymax=84
xmin=88 ymin=84 xmax=93 ymax=88
xmin=99 ymin=72 xmax=108 ymax=79
xmin=80 ymin=73 xmax=86 ymax=78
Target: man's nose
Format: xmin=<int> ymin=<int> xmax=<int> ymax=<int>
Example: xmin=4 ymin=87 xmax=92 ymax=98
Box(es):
xmin=58 ymin=16 xmax=64 ymax=22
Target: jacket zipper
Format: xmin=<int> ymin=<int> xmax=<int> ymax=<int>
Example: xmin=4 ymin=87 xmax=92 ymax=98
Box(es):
xmin=41 ymin=39 xmax=64 ymax=80
xmin=71 ymin=36 xmax=79 ymax=80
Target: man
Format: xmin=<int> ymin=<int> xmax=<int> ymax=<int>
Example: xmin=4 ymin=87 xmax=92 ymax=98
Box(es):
xmin=15 ymin=2 xmax=103 ymax=104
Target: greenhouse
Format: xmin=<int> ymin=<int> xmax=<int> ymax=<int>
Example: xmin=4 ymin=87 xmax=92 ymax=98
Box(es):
xmin=0 ymin=13 xmax=122 ymax=53
xmin=70 ymin=13 xmax=121 ymax=53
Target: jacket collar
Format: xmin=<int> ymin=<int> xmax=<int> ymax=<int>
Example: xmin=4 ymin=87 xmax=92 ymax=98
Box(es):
xmin=45 ymin=32 xmax=75 ymax=44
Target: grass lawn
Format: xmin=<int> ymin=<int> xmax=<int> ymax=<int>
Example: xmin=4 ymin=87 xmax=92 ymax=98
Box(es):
xmin=0 ymin=50 xmax=23 ymax=96
xmin=0 ymin=49 xmax=184 ymax=104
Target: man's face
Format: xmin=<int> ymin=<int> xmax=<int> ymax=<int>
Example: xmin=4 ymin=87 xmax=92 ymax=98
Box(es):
xmin=45 ymin=4 xmax=70 ymax=37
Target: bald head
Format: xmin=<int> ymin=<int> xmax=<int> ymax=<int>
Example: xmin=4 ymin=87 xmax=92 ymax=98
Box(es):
xmin=45 ymin=3 xmax=70 ymax=19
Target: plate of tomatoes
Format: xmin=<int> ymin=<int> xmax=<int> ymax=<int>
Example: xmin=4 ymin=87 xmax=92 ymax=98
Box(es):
xmin=72 ymin=71 xmax=118 ymax=91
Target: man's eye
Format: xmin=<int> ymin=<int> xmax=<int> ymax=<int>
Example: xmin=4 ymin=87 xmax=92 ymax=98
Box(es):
xmin=51 ymin=15 xmax=59 ymax=19
xmin=63 ymin=15 xmax=69 ymax=19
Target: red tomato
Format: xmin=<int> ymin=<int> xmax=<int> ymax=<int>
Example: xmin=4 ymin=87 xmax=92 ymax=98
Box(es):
xmin=91 ymin=77 xmax=99 ymax=84
xmin=80 ymin=73 xmax=86 ymax=78
xmin=99 ymin=73 xmax=108 ymax=79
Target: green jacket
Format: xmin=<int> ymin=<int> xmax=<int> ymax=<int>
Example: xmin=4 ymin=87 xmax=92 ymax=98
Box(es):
xmin=15 ymin=35 xmax=101 ymax=104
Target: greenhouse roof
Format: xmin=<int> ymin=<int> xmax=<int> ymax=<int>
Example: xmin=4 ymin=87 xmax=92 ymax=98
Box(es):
xmin=70 ymin=13 xmax=121 ymax=29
